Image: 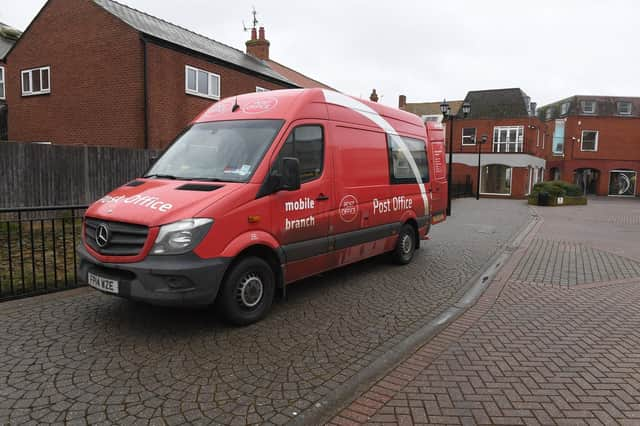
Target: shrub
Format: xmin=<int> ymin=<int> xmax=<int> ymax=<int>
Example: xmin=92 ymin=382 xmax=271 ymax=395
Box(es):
xmin=531 ymin=180 xmax=582 ymax=198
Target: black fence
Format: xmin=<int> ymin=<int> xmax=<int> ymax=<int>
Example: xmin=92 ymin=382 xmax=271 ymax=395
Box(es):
xmin=0 ymin=205 xmax=87 ymax=301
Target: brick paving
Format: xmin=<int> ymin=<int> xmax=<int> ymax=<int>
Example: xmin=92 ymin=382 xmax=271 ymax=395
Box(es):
xmin=332 ymin=197 xmax=640 ymax=425
xmin=0 ymin=199 xmax=528 ymax=425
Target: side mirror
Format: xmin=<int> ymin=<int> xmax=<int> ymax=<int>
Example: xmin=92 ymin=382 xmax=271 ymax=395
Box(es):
xmin=279 ymin=157 xmax=301 ymax=191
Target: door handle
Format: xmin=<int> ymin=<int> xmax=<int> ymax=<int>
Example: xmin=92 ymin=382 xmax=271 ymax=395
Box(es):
xmin=316 ymin=193 xmax=329 ymax=201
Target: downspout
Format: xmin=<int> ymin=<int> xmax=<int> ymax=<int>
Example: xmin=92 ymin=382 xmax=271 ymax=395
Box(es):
xmin=142 ymin=36 xmax=149 ymax=150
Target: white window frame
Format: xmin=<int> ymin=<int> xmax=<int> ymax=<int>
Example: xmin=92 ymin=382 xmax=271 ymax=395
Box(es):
xmin=21 ymin=66 xmax=51 ymax=96
xmin=580 ymin=130 xmax=599 ymax=152
xmin=560 ymin=102 xmax=570 ymax=115
xmin=479 ymin=164 xmax=512 ymax=196
xmin=492 ymin=125 xmax=524 ymax=153
xmin=461 ymin=127 xmax=476 ymax=146
xmin=0 ymin=66 xmax=5 ymax=100
xmin=256 ymin=86 xmax=269 ymax=92
xmin=581 ymin=100 xmax=596 ymax=114
xmin=617 ymin=102 xmax=632 ymax=115
xmin=185 ymin=65 xmax=220 ymax=100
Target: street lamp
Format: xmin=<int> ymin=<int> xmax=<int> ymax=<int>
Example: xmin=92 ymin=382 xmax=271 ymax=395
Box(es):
xmin=475 ymin=134 xmax=488 ymax=200
xmin=441 ymin=99 xmax=471 ymax=216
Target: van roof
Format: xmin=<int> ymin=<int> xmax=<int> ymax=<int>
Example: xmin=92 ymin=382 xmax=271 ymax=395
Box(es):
xmin=194 ymin=88 xmax=426 ymax=134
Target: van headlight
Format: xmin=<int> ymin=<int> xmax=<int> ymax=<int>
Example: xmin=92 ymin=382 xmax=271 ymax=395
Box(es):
xmin=151 ymin=218 xmax=213 ymax=255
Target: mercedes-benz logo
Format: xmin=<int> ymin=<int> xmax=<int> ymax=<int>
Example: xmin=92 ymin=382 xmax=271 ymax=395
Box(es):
xmin=95 ymin=223 xmax=111 ymax=248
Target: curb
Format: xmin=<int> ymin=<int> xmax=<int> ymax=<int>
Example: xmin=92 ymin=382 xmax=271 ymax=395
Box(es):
xmin=293 ymin=207 xmax=541 ymax=426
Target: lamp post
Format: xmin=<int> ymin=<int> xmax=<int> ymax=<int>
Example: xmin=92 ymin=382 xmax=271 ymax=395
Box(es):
xmin=476 ymin=134 xmax=488 ymax=200
xmin=441 ymin=99 xmax=471 ymax=216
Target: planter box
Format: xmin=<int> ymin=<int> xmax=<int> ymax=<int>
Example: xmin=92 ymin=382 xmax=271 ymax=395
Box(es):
xmin=528 ymin=195 xmax=587 ymax=206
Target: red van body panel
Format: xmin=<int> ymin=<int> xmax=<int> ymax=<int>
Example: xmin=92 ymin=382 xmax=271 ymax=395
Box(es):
xmin=78 ymin=88 xmax=447 ymax=309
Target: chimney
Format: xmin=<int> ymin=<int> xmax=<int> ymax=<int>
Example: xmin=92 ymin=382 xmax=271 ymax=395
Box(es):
xmin=399 ymin=95 xmax=407 ymax=109
xmin=246 ymin=26 xmax=270 ymax=60
xmin=530 ymin=102 xmax=537 ymax=116
xmin=370 ymin=89 xmax=379 ymax=103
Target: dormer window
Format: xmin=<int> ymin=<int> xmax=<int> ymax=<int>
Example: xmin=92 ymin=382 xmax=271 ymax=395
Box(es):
xmin=560 ymin=102 xmax=570 ymax=115
xmin=617 ymin=101 xmax=632 ymax=115
xmin=545 ymin=108 xmax=554 ymax=120
xmin=581 ymin=100 xmax=596 ymax=114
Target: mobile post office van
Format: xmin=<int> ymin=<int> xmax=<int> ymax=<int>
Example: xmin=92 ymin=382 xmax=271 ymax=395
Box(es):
xmin=78 ymin=89 xmax=448 ymax=324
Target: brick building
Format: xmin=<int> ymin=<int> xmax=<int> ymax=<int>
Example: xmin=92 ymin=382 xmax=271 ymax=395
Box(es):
xmin=538 ymin=96 xmax=640 ymax=197
xmin=399 ymin=96 xmax=462 ymax=124
xmin=0 ymin=22 xmax=21 ymax=140
xmin=4 ymin=0 xmax=335 ymax=149
xmin=402 ymin=88 xmax=546 ymax=199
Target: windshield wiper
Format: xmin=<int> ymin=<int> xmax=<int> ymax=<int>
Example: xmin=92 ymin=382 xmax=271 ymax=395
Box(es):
xmin=143 ymin=174 xmax=180 ymax=180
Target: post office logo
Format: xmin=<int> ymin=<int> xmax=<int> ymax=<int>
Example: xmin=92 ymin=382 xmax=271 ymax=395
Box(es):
xmin=243 ymin=97 xmax=278 ymax=114
xmin=339 ymin=195 xmax=359 ymax=223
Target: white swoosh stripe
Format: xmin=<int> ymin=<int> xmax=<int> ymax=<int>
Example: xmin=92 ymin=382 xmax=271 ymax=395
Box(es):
xmin=322 ymin=90 xmax=429 ymax=215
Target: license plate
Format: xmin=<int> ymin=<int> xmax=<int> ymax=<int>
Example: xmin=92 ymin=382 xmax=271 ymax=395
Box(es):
xmin=88 ymin=272 xmax=119 ymax=294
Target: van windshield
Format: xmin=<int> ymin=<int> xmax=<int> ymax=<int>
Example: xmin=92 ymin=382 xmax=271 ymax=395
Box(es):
xmin=145 ymin=119 xmax=284 ymax=183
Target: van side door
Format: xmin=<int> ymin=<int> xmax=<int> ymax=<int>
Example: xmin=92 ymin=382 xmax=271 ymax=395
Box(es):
xmin=426 ymin=124 xmax=447 ymax=224
xmin=268 ymin=122 xmax=333 ymax=282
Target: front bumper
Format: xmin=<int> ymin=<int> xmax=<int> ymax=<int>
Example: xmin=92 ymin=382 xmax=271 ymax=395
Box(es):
xmin=77 ymin=244 xmax=231 ymax=307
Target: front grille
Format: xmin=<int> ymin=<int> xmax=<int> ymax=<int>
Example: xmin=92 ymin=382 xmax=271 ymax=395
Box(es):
xmin=85 ymin=218 xmax=149 ymax=256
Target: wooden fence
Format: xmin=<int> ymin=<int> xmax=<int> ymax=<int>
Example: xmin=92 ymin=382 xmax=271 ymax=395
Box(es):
xmin=0 ymin=142 xmax=159 ymax=208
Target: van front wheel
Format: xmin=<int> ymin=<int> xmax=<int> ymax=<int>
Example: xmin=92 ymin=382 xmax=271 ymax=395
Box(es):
xmin=216 ymin=257 xmax=275 ymax=326
xmin=392 ymin=224 xmax=416 ymax=265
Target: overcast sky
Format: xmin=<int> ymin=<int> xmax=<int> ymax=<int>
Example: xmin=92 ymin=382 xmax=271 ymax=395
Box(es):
xmin=2 ymin=0 xmax=638 ymax=107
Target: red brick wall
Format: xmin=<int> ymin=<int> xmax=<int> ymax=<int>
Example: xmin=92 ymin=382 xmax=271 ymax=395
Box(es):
xmin=452 ymin=163 xmax=531 ymax=199
xmin=543 ymin=116 xmax=640 ymax=196
xmin=145 ymin=42 xmax=289 ymax=150
xmin=7 ymin=0 xmax=145 ymax=147
xmin=448 ymin=117 xmax=546 ymax=157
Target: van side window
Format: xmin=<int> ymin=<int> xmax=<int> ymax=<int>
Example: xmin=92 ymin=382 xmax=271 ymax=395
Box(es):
xmin=274 ymin=125 xmax=324 ymax=184
xmin=387 ymin=135 xmax=429 ymax=184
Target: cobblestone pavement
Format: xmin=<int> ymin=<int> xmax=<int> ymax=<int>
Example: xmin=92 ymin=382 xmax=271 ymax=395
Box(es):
xmin=331 ymin=197 xmax=640 ymax=425
xmin=0 ymin=199 xmax=529 ymax=425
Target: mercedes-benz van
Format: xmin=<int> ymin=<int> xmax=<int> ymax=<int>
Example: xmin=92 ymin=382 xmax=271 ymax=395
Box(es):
xmin=78 ymin=89 xmax=447 ymax=324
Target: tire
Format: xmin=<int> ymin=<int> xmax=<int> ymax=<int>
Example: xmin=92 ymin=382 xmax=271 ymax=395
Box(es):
xmin=215 ymin=257 xmax=275 ymax=326
xmin=392 ymin=224 xmax=417 ymax=265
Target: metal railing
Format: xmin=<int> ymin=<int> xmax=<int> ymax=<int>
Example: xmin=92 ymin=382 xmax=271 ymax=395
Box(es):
xmin=0 ymin=205 xmax=87 ymax=302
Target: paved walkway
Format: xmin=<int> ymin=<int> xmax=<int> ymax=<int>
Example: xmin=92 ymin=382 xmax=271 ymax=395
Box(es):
xmin=0 ymin=199 xmax=528 ymax=425
xmin=331 ymin=197 xmax=640 ymax=425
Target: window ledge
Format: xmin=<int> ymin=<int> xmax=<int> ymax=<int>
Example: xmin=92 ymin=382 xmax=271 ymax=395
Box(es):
xmin=21 ymin=90 xmax=51 ymax=97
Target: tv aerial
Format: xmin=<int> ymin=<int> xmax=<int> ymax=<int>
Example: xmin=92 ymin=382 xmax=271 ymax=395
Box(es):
xmin=243 ymin=7 xmax=259 ymax=32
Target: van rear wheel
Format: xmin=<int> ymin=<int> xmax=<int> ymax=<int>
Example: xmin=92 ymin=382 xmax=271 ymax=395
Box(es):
xmin=392 ymin=224 xmax=416 ymax=265
xmin=215 ymin=257 xmax=275 ymax=326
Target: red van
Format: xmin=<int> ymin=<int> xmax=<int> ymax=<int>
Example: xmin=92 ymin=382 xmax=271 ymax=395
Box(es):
xmin=78 ymin=89 xmax=447 ymax=324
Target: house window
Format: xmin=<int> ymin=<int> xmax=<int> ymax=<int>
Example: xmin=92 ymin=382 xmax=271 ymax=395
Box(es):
xmin=256 ymin=86 xmax=269 ymax=92
xmin=185 ymin=65 xmax=220 ymax=100
xmin=481 ymin=164 xmax=511 ymax=195
xmin=387 ymin=135 xmax=429 ymax=184
xmin=581 ymin=100 xmax=596 ymax=114
xmin=560 ymin=102 xmax=570 ymax=115
xmin=492 ymin=126 xmax=524 ymax=153
xmin=462 ymin=128 xmax=476 ymax=145
xmin=552 ymin=119 xmax=565 ymax=155
xmin=545 ymin=108 xmax=554 ymax=120
xmin=609 ymin=170 xmax=637 ymax=196
xmin=581 ymin=130 xmax=598 ymax=151
xmin=617 ymin=102 xmax=632 ymax=115
xmin=0 ymin=66 xmax=5 ymax=99
xmin=21 ymin=66 xmax=51 ymax=96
